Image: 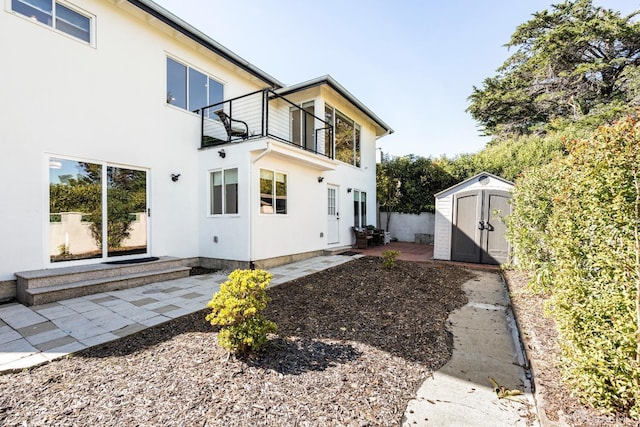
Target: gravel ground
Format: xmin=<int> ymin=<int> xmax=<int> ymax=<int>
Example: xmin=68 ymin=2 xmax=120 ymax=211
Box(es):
xmin=0 ymin=256 xmax=474 ymax=426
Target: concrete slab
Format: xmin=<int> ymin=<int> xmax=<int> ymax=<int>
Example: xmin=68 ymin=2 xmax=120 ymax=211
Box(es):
xmin=402 ymin=270 xmax=538 ymax=426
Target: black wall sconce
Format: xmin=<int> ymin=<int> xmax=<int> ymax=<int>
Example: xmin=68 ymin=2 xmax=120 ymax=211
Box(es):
xmin=347 ymin=187 xmax=352 ymax=193
xmin=171 ymin=173 xmax=181 ymax=182
xmin=317 ymin=176 xmax=324 ymax=183
xmin=218 ymin=149 xmax=226 ymax=158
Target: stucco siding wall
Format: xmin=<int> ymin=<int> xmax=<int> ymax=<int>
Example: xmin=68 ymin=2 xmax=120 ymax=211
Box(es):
xmin=379 ymin=212 xmax=435 ymax=243
xmin=0 ymin=0 xmax=265 ymax=279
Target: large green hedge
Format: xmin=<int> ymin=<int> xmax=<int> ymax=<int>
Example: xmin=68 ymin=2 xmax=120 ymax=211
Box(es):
xmin=509 ymin=116 xmax=640 ymax=417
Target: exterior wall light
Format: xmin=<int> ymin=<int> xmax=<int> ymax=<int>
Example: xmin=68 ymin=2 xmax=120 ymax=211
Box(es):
xmin=218 ymin=149 xmax=226 ymax=158
xmin=171 ymin=173 xmax=181 ymax=182
xmin=347 ymin=187 xmax=352 ymax=193
xmin=318 ymin=176 xmax=324 ymax=183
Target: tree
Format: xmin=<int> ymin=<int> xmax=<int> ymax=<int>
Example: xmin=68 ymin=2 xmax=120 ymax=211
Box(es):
xmin=376 ymin=155 xmax=456 ymax=228
xmin=468 ymin=0 xmax=640 ymax=137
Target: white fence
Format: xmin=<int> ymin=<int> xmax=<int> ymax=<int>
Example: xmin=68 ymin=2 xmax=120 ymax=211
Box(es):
xmin=378 ymin=212 xmax=435 ymax=243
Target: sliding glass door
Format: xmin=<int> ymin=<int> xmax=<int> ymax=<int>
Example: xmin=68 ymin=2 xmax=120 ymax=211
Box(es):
xmin=49 ymin=158 xmax=148 ymax=263
xmin=106 ymin=166 xmax=147 ymax=258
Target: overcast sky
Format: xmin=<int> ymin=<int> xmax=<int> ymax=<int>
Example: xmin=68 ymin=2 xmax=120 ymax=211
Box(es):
xmin=154 ymin=0 xmax=639 ymax=159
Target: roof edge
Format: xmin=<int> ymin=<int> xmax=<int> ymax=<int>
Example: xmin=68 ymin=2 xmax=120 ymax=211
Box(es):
xmin=276 ymin=75 xmax=393 ymax=135
xmin=434 ymin=171 xmax=514 ymax=197
xmin=127 ymin=0 xmax=284 ymax=88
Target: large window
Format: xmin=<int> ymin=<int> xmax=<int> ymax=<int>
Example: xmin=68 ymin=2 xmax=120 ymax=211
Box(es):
xmin=166 ymin=57 xmax=224 ymax=114
xmin=259 ymin=169 xmax=287 ymax=214
xmin=327 ymin=105 xmax=361 ymax=167
xmin=354 ymin=190 xmax=367 ymax=228
xmin=11 ymin=0 xmax=92 ymax=43
xmin=210 ymin=168 xmax=238 ymax=215
xmin=49 ymin=157 xmax=148 ymax=262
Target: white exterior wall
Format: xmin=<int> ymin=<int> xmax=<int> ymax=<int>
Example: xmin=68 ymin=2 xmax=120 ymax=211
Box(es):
xmin=1 ymin=0 xmax=388 ymax=281
xmin=0 ymin=0 xmax=265 ymax=280
xmin=379 ymin=212 xmax=435 ymax=242
xmin=433 ymin=195 xmax=455 ymax=260
xmin=433 ymin=173 xmax=514 ymax=261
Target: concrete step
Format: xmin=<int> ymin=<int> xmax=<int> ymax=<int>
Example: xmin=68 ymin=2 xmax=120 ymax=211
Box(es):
xmin=15 ymin=257 xmax=191 ymax=306
xmin=16 ymin=257 xmax=185 ymax=289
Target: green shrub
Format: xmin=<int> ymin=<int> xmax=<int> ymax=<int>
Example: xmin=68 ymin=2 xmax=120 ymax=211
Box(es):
xmin=381 ymin=250 xmax=400 ymax=269
xmin=506 ymin=161 xmax=564 ymax=291
xmin=509 ymin=116 xmax=640 ymax=418
xmin=205 ymin=269 xmax=277 ymax=354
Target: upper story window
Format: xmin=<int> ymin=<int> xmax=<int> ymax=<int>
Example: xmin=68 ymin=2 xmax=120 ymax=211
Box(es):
xmin=326 ymin=105 xmax=361 ymax=167
xmin=210 ymin=168 xmax=238 ymax=215
xmin=259 ymin=169 xmax=287 ymax=215
xmin=11 ymin=0 xmax=92 ymax=43
xmin=166 ymin=57 xmax=224 ymax=114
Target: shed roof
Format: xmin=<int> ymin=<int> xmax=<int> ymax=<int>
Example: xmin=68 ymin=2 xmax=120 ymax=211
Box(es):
xmin=435 ymin=172 xmax=514 ymax=198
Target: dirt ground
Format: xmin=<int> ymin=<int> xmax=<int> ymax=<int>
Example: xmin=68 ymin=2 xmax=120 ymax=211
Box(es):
xmin=505 ymin=269 xmax=639 ymax=426
xmin=3 ymin=247 xmax=635 ymax=426
xmin=0 ymin=256 xmax=474 ymax=426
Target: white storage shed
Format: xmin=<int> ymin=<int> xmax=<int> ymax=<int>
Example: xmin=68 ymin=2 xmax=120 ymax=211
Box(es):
xmin=433 ymin=172 xmax=514 ymax=265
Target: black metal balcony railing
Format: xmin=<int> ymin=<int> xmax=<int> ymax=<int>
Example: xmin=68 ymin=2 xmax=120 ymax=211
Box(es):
xmin=198 ymin=89 xmax=334 ymax=159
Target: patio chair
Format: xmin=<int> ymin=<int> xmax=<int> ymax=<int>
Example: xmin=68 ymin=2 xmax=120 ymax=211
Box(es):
xmin=215 ymin=110 xmax=249 ymax=142
xmin=352 ymin=227 xmax=372 ymax=249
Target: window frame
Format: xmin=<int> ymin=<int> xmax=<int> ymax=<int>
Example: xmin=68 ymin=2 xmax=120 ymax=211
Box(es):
xmin=10 ymin=0 xmax=94 ymax=45
xmin=166 ymin=56 xmax=224 ymax=114
xmin=353 ymin=190 xmax=367 ymax=228
xmin=259 ymin=168 xmax=287 ymax=215
xmin=326 ymin=104 xmax=361 ymax=167
xmin=209 ymin=167 xmax=238 ymax=216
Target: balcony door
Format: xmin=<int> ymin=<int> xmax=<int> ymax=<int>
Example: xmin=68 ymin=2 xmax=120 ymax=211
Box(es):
xmin=290 ymin=101 xmax=315 ymax=151
xmin=49 ymin=157 xmax=148 ymax=264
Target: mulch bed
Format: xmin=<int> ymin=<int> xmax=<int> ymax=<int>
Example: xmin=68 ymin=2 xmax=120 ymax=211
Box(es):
xmin=505 ymin=270 xmax=640 ymax=426
xmin=0 ymin=257 xmax=474 ymax=426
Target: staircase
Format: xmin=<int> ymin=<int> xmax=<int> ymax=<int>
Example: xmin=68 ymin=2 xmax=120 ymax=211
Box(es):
xmin=15 ymin=257 xmax=191 ymax=306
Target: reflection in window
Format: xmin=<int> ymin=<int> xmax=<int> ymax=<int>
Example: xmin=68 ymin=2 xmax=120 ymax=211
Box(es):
xmin=328 ymin=106 xmax=360 ymax=167
xmin=290 ymin=102 xmax=315 ymax=151
xmin=166 ymin=57 xmax=224 ymax=114
xmin=49 ymin=158 xmax=148 ymax=262
xmin=210 ymin=168 xmax=238 ymax=215
xmin=166 ymin=58 xmax=187 ymax=109
xmin=49 ymin=159 xmax=102 ymax=262
xmin=260 ymin=169 xmax=287 ymax=215
xmin=55 ymin=3 xmax=90 ymax=42
xmin=106 ymin=166 xmax=147 ymax=257
xmin=12 ymin=0 xmax=92 ymax=43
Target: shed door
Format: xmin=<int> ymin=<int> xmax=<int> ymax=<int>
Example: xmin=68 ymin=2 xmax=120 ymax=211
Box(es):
xmin=481 ymin=191 xmax=511 ymax=264
xmin=451 ymin=192 xmax=482 ymax=263
xmin=451 ymin=190 xmax=511 ymax=265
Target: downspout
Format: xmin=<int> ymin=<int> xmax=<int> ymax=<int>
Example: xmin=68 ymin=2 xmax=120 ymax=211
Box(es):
xmin=248 ymin=141 xmax=272 ymax=269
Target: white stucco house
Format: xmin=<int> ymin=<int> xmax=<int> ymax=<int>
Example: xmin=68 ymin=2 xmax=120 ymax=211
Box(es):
xmin=0 ymin=0 xmax=392 ymax=304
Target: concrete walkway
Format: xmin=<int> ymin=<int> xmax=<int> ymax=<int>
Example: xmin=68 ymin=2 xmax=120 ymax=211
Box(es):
xmin=402 ymin=270 xmax=537 ymax=426
xmin=0 ymin=254 xmax=358 ymax=373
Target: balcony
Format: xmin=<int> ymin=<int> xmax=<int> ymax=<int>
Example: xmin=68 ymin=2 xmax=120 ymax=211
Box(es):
xmin=198 ymin=89 xmax=334 ymax=160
